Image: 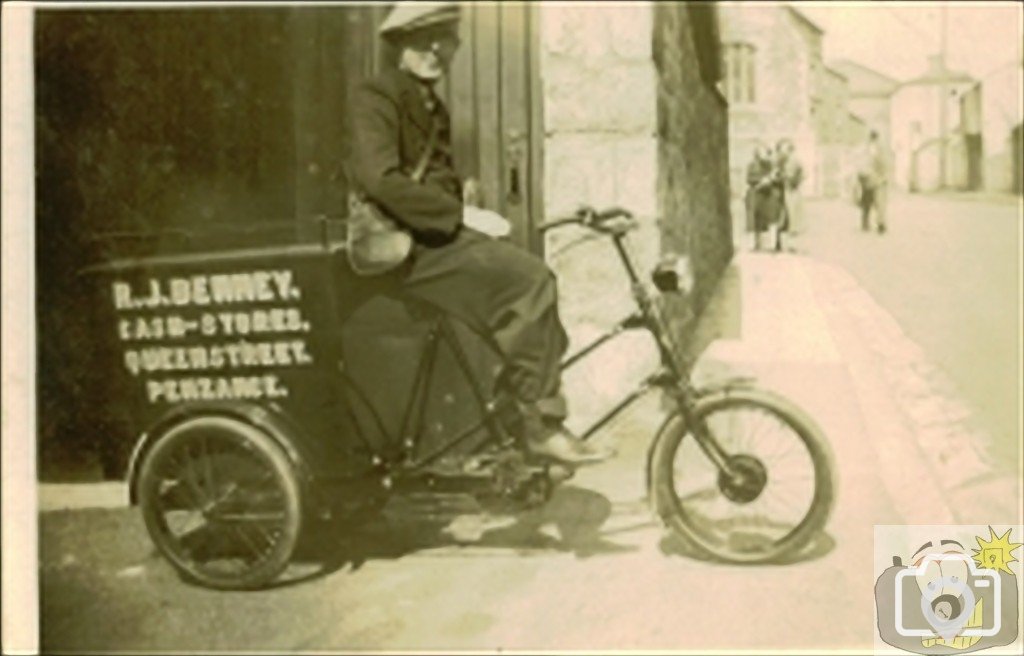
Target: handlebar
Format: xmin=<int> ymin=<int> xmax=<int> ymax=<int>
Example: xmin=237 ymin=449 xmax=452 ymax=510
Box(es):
xmin=537 ymin=206 xmax=637 ymax=235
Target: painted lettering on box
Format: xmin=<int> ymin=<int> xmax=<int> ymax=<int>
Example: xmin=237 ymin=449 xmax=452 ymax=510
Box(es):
xmin=110 ymin=269 xmax=312 ymax=404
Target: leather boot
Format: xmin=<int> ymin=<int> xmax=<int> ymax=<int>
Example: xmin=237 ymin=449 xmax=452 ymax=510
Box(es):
xmin=519 ymin=403 xmax=614 ymax=466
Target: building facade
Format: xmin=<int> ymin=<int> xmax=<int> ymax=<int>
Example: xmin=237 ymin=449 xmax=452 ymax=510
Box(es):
xmin=828 ymin=59 xmax=898 ymax=145
xmin=813 ymin=65 xmax=854 ymax=198
xmin=717 ymin=3 xmax=824 ymax=197
xmin=889 ymin=55 xmax=976 ymax=191
xmin=959 ymin=60 xmax=1024 ymax=194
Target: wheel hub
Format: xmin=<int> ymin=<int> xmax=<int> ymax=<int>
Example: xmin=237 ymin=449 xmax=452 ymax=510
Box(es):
xmin=718 ymin=454 xmax=768 ymax=504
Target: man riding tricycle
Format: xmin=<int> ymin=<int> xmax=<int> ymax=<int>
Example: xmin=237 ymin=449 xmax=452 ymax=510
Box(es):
xmin=81 ymin=2 xmax=833 ymax=590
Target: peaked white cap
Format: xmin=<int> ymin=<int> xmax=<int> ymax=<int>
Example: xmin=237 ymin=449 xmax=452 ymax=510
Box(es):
xmin=378 ymin=2 xmax=461 ymax=39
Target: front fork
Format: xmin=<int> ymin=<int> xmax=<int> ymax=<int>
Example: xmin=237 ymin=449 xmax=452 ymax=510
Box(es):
xmin=668 ymin=388 xmax=733 ymax=474
xmin=658 ymin=373 xmax=766 ymax=486
xmin=633 ymin=278 xmax=738 ymax=478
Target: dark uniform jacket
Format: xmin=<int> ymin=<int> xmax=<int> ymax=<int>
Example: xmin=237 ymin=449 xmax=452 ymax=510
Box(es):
xmin=349 ymin=68 xmax=464 ymax=241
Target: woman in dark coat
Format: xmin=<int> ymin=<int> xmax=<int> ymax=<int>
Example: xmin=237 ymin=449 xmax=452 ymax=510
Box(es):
xmin=745 ymin=144 xmax=783 ymax=251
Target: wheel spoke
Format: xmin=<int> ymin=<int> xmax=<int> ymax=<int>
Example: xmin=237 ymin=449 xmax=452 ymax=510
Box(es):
xmin=753 ymin=409 xmax=790 ymax=454
xmin=157 ymin=478 xmax=196 ymax=510
xmin=140 ymin=419 xmax=302 ymax=589
xmin=764 ymin=416 xmax=801 ymax=460
xmin=200 ymin=435 xmax=217 ymax=499
xmin=756 ymin=488 xmax=803 ymax=525
xmin=739 ymin=407 xmax=773 ymax=449
xmin=664 ymin=396 xmax=829 ymax=562
xmin=177 ymin=521 xmax=218 ymax=559
xmin=212 ymin=511 xmax=287 ymax=523
xmin=232 ymin=524 xmax=267 ymax=561
xmin=178 ymin=450 xmax=209 ymax=507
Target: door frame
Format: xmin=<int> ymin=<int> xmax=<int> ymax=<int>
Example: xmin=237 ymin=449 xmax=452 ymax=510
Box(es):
xmin=351 ymin=4 xmax=547 ymax=255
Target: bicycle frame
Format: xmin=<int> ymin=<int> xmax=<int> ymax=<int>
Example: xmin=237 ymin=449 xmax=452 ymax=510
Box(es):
xmin=554 ymin=221 xmax=733 ymax=474
xmin=335 ymin=215 xmax=734 ymax=479
xmin=334 ymin=308 xmax=514 ymax=477
xmin=561 ymin=230 xmax=689 ymax=441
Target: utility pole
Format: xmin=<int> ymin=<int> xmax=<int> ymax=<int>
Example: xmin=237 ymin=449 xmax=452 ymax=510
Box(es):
xmin=938 ymin=3 xmax=949 ymax=188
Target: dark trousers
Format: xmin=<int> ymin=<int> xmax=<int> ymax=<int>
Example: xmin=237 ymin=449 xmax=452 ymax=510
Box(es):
xmin=860 ymin=188 xmax=875 ymax=229
xmin=402 ymin=227 xmax=569 ymax=420
xmin=860 ymin=184 xmax=887 ymax=230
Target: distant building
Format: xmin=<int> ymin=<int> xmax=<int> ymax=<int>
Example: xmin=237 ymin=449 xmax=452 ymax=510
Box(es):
xmin=828 ymin=59 xmax=898 ymax=146
xmin=956 ymin=82 xmax=984 ymax=190
xmin=845 ymin=111 xmax=870 ymax=145
xmin=959 ymin=60 xmax=1023 ymax=194
xmin=718 ymin=3 xmax=824 ymax=196
xmin=889 ymin=55 xmax=976 ymax=191
xmin=814 ymin=65 xmax=854 ymax=197
xmin=841 ymin=111 xmax=872 ymax=200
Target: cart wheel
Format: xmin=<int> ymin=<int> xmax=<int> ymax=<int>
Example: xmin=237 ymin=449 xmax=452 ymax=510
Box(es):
xmin=650 ymin=387 xmax=834 ymax=564
xmin=137 ymin=416 xmax=303 ymax=590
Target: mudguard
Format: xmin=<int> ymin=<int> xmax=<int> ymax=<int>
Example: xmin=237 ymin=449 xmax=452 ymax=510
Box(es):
xmin=125 ymin=400 xmax=315 ymax=505
xmin=643 ymin=378 xmax=829 ymax=505
xmin=644 ymin=377 xmax=759 ymax=502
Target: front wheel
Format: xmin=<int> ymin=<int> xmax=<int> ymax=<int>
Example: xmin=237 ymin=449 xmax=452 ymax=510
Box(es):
xmin=137 ymin=415 xmax=304 ymax=589
xmin=650 ymin=387 xmax=834 ymax=563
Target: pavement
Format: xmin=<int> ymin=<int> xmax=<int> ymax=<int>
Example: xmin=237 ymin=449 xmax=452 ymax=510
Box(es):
xmin=35 ymin=201 xmax=1024 ymax=651
xmin=799 ymin=192 xmax=1022 ymax=469
xmin=700 ymin=249 xmax=1021 ymax=526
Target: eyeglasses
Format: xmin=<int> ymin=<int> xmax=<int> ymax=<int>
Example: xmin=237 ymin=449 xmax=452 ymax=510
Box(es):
xmin=404 ymin=32 xmax=461 ymax=55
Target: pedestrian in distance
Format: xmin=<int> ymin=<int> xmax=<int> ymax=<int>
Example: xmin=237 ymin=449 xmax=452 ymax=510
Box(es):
xmin=745 ymin=143 xmax=784 ymax=252
xmin=347 ymin=1 xmax=612 ymax=465
xmin=855 ymin=130 xmax=889 ymax=234
xmin=775 ymin=138 xmax=804 ymax=253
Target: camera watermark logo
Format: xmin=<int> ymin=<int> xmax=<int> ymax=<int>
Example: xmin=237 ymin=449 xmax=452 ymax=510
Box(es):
xmin=875 ymin=525 xmax=1022 ymax=654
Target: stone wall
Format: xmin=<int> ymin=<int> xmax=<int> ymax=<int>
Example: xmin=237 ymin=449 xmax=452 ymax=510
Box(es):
xmin=537 ymin=3 xmax=732 ymax=430
xmin=652 ymin=4 xmax=733 ymax=311
xmin=719 ymin=5 xmax=817 ymax=196
xmin=538 ymin=4 xmax=661 ymax=430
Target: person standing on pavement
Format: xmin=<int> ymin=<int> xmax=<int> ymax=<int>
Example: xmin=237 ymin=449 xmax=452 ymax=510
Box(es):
xmin=745 ymin=144 xmax=783 ymax=251
xmin=856 ymin=130 xmax=889 ymax=234
xmin=347 ymin=2 xmax=611 ymax=465
xmin=775 ymin=138 xmax=804 ymax=252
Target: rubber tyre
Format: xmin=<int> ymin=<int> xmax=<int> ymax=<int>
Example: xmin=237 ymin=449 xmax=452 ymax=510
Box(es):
xmin=650 ymin=387 xmax=834 ymax=563
xmin=137 ymin=415 xmax=303 ymax=590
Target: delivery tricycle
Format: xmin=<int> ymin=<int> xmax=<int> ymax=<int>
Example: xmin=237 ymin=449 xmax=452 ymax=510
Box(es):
xmin=83 ymin=206 xmax=834 ymax=590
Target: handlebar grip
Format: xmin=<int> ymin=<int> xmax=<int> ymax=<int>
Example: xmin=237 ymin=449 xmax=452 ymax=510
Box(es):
xmin=593 ymin=206 xmax=634 ymax=221
xmin=536 ymin=205 xmax=636 ymax=233
xmin=537 ymin=215 xmax=584 ymax=233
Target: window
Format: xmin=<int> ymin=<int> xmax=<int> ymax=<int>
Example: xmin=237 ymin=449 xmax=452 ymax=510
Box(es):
xmin=722 ymin=42 xmax=756 ymax=104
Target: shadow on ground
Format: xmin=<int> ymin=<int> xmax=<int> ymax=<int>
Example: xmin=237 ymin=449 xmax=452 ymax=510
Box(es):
xmin=684 ymin=261 xmax=743 ymax=372
xmin=273 ymin=484 xmax=637 ymax=589
xmin=657 ymin=529 xmax=836 ymax=566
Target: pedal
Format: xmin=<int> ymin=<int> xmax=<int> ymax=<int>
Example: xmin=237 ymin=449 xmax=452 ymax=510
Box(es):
xmin=461 ymin=453 xmax=500 ymax=476
xmin=416 ymin=457 xmax=485 ymax=480
xmin=522 ymin=452 xmax=581 ymax=474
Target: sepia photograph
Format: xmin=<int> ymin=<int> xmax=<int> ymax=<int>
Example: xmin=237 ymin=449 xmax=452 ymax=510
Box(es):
xmin=2 ymin=0 xmax=1023 ymax=653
